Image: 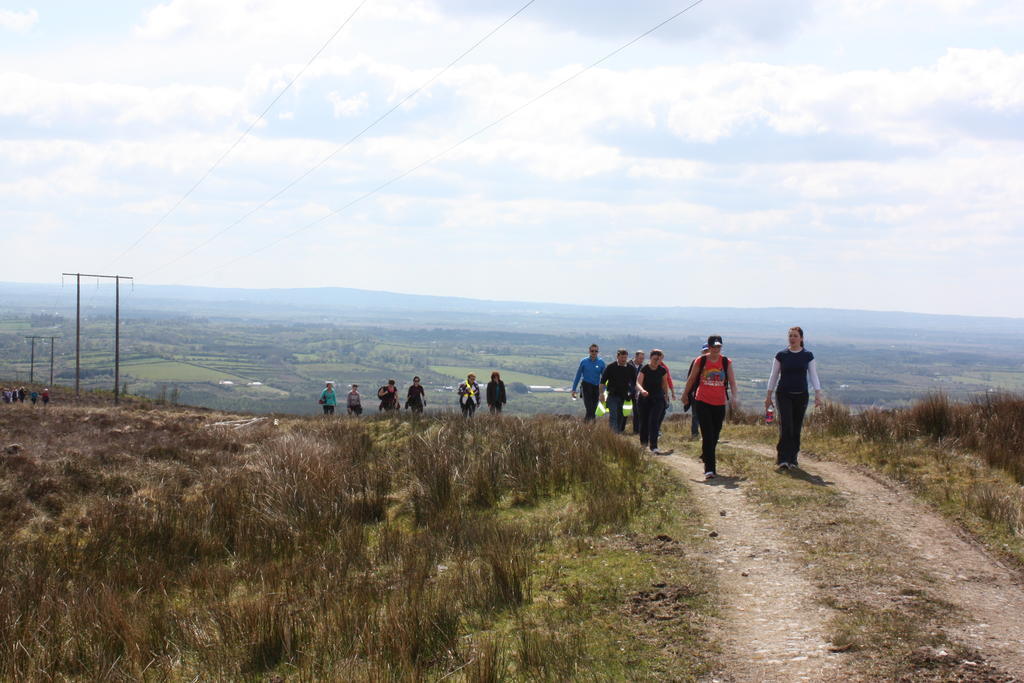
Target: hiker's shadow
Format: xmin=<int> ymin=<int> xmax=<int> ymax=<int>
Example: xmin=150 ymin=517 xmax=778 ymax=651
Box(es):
xmin=786 ymin=468 xmax=832 ymax=487
xmin=695 ymin=474 xmax=743 ymax=490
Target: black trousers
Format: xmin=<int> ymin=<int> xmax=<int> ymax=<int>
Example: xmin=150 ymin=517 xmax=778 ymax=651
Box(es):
xmin=694 ymin=401 xmax=725 ymax=474
xmin=462 ymin=401 xmax=478 ymax=417
xmin=632 ymin=394 xmax=644 ymax=434
xmin=775 ymin=391 xmax=809 ymax=465
xmin=322 ymin=405 xmax=335 ymax=415
xmin=489 ymin=403 xmax=503 ymax=414
xmin=638 ymin=394 xmax=666 ymax=451
xmin=580 ymin=381 xmax=599 ymax=421
xmin=690 ymin=403 xmax=700 ymax=435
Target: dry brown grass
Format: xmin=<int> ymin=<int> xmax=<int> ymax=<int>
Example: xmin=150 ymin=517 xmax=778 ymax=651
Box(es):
xmin=0 ymin=402 xmax=710 ymax=680
xmin=809 ymin=393 xmax=1024 ymax=484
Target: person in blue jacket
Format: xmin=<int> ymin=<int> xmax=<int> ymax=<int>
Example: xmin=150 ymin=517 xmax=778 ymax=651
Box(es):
xmin=571 ymin=343 xmax=606 ymax=421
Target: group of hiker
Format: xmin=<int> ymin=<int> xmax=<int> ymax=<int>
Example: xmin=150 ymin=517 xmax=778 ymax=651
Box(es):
xmin=317 ymin=372 xmax=508 ymax=417
xmin=314 ymin=326 xmax=821 ymax=479
xmin=572 ymin=327 xmax=821 ymax=479
xmin=1 ymin=386 xmax=49 ymax=406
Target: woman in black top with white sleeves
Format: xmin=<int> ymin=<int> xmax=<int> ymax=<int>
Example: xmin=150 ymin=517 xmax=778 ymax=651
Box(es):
xmin=765 ymin=326 xmax=822 ymax=470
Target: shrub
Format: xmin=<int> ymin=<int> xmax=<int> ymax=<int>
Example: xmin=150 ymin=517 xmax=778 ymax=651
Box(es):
xmin=908 ymin=392 xmax=953 ymax=440
xmin=808 ymin=400 xmax=854 ymax=436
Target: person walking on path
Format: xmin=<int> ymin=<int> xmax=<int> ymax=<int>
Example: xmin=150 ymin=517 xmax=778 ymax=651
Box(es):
xmin=601 ymin=349 xmax=635 ymax=433
xmin=685 ymin=344 xmax=709 ymax=439
xmin=406 ymin=376 xmax=426 ymax=413
xmin=659 ymin=360 xmax=677 ymax=429
xmin=571 ymin=344 xmax=606 ymax=421
xmin=347 ymin=385 xmax=363 ymax=416
xmin=459 ymin=373 xmax=482 ymax=417
xmin=628 ymin=350 xmax=645 ymax=434
xmin=635 ymin=349 xmax=673 ymax=455
xmin=765 ymin=326 xmax=823 ymax=470
xmin=378 ymin=380 xmax=400 ymax=412
xmin=29 ymin=390 xmax=39 ymax=406
xmin=683 ymin=335 xmax=739 ymax=479
xmin=319 ymin=382 xmax=337 ymax=415
xmin=41 ymin=388 xmax=50 ymax=407
xmin=486 ymin=372 xmax=507 ymax=414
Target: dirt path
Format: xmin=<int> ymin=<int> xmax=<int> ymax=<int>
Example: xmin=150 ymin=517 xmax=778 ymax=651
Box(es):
xmin=661 ymin=453 xmax=849 ymax=682
xmin=730 ymin=440 xmax=1024 ymax=678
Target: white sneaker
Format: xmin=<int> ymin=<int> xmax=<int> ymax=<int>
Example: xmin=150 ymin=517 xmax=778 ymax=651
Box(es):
xmin=704 ymin=471 xmax=716 ymax=480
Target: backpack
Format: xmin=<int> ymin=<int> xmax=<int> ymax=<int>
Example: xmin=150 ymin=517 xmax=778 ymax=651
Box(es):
xmin=690 ymin=355 xmax=730 ymax=401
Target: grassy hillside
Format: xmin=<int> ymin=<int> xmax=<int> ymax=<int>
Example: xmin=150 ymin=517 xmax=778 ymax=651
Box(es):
xmin=0 ymin=403 xmax=715 ymax=680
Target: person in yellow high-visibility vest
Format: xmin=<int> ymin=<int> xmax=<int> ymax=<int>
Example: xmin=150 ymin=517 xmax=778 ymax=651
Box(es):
xmin=458 ymin=373 xmax=481 ymax=417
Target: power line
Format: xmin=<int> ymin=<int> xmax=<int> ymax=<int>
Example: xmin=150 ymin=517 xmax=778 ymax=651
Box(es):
xmin=197 ymin=0 xmax=709 ymax=280
xmin=144 ymin=0 xmax=539 ymax=279
xmin=104 ymin=0 xmax=371 ymax=270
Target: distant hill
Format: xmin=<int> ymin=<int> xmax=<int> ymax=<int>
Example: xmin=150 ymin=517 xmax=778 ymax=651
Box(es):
xmin=3 ymin=281 xmax=1023 ymax=348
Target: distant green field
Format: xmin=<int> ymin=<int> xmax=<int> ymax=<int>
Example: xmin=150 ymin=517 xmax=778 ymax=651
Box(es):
xmin=943 ymin=372 xmax=1024 ymax=390
xmin=121 ymin=360 xmax=248 ymax=383
xmin=236 ymin=383 xmax=289 ymax=397
xmin=295 ymin=362 xmax=374 ymax=375
xmin=478 ymin=353 xmax=570 ymax=363
xmin=429 ymin=365 xmax=568 ymax=387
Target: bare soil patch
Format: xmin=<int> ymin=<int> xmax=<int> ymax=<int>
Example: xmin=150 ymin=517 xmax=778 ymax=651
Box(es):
xmin=661 ymin=453 xmax=850 ymax=682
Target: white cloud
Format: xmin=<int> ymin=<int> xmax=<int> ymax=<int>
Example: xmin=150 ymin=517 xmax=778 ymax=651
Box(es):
xmin=134 ymin=0 xmax=436 ymax=42
xmin=134 ymin=2 xmax=190 ymax=39
xmin=0 ymin=8 xmax=37 ymax=32
xmin=328 ymin=90 xmax=368 ymax=118
xmin=0 ymin=73 xmax=241 ymax=128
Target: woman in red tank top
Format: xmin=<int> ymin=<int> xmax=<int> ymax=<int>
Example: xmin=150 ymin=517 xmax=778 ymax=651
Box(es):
xmin=682 ymin=335 xmax=739 ymax=479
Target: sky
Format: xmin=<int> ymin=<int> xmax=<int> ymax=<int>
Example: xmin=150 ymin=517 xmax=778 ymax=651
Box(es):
xmin=1 ymin=0 xmax=1022 ymax=317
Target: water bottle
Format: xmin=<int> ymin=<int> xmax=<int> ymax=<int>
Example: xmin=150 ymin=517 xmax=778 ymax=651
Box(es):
xmin=765 ymin=407 xmax=775 ymax=424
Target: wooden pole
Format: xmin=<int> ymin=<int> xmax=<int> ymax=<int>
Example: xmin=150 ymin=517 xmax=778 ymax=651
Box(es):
xmin=114 ymin=277 xmax=121 ymax=404
xmin=75 ymin=273 xmax=80 ymax=396
xmin=28 ymin=337 xmax=36 ymax=384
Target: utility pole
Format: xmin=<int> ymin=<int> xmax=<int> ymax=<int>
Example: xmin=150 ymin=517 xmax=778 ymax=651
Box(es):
xmin=48 ymin=336 xmax=57 ymax=386
xmin=75 ymin=273 xmax=80 ymax=395
xmin=24 ymin=336 xmax=36 ymax=384
xmin=61 ymin=273 xmax=133 ymax=404
xmin=22 ymin=336 xmax=59 ymax=385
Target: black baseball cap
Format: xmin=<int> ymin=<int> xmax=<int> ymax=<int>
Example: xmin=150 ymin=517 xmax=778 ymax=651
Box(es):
xmin=707 ymin=335 xmax=723 ymax=347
